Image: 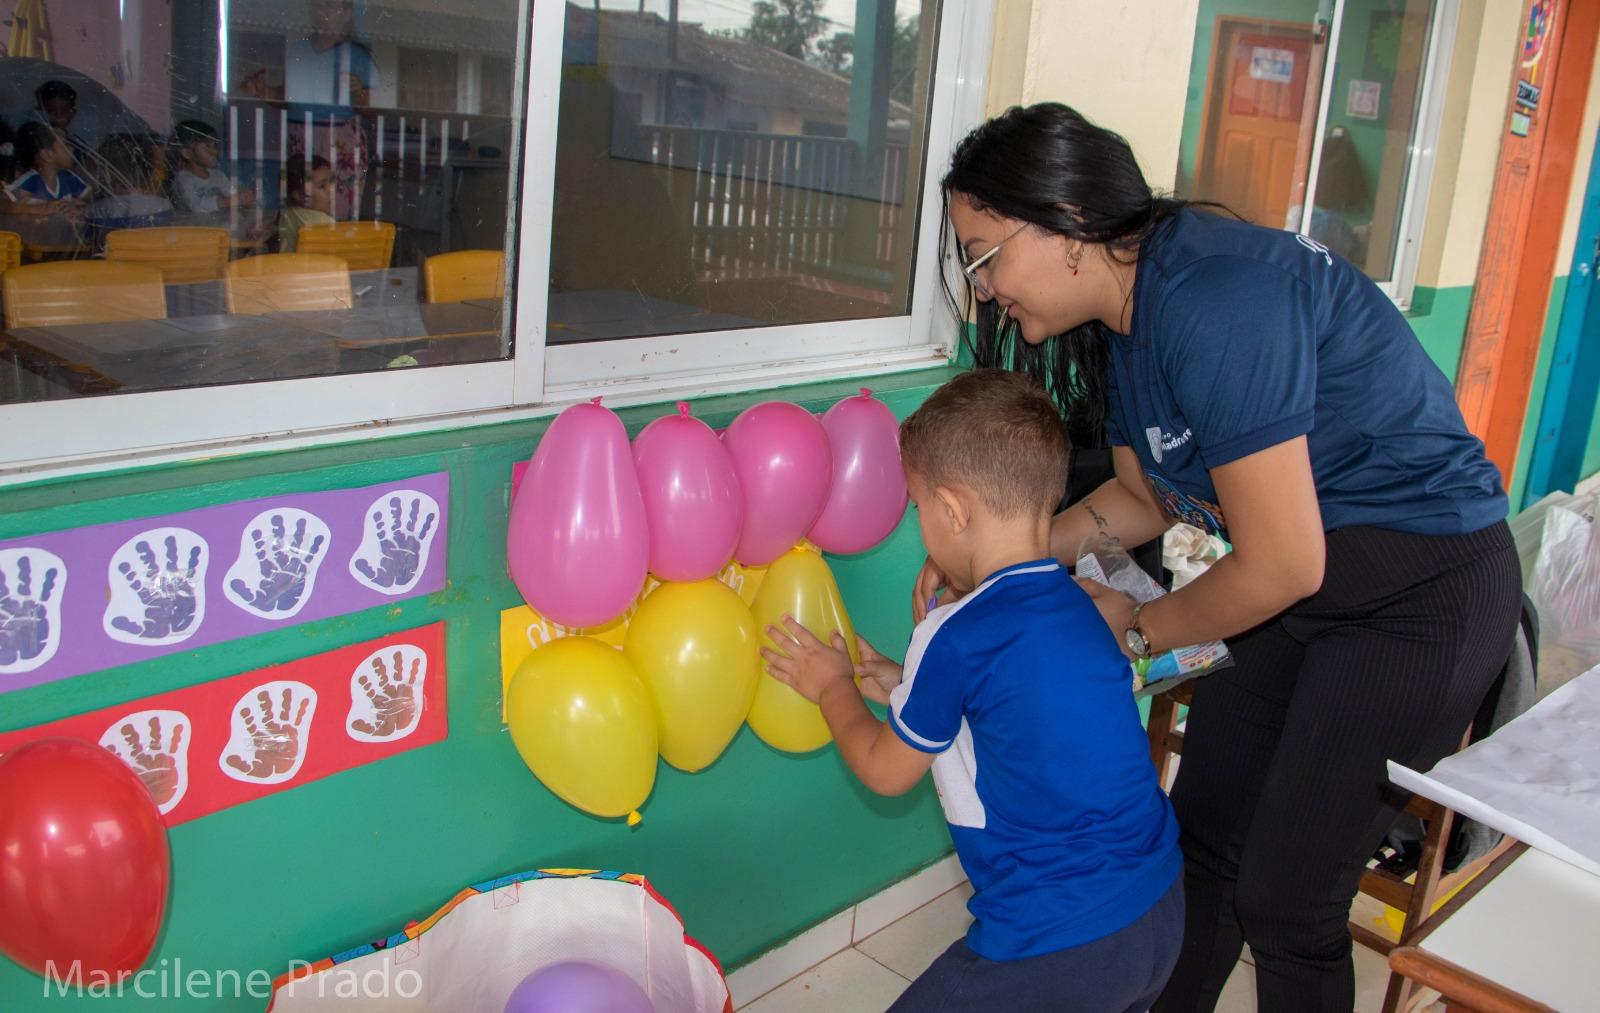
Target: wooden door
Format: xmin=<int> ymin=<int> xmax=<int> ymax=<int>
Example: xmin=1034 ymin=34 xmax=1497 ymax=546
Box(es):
xmin=1195 ymin=21 xmax=1318 ymax=228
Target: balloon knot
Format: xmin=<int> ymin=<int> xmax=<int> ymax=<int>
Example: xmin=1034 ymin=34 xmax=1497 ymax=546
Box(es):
xmin=590 ymin=396 xmax=604 ymax=406
xmin=859 ymin=387 xmax=873 ymax=397
xmin=626 ymin=811 xmax=643 ymax=828
xmin=676 ymin=401 xmax=692 ymax=418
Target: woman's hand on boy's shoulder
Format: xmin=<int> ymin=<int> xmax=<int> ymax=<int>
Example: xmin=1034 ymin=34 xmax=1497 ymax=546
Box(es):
xmin=1075 ymin=577 xmax=1139 ymax=659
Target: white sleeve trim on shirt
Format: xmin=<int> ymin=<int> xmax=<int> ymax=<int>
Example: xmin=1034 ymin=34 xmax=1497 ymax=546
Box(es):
xmin=889 ymin=560 xmax=1062 ymax=750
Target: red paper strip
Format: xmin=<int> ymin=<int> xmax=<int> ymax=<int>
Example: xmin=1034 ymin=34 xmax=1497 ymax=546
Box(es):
xmin=0 ymin=623 xmax=448 ymax=825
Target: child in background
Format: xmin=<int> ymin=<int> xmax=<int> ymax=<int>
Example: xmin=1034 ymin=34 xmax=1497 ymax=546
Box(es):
xmin=5 ymin=122 xmax=91 ymax=215
xmin=84 ymin=133 xmax=175 ymax=246
xmin=763 ymin=368 xmax=1184 ymax=1013
xmin=173 ymin=120 xmax=256 ymax=214
xmin=276 ymin=155 xmax=334 ymax=252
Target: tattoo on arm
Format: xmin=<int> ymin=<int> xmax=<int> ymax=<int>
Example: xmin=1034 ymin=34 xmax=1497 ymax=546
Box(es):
xmin=1083 ymin=497 xmax=1120 ymax=544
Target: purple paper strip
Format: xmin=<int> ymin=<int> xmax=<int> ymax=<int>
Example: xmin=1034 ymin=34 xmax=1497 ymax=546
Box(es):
xmin=0 ymin=473 xmax=450 ymax=694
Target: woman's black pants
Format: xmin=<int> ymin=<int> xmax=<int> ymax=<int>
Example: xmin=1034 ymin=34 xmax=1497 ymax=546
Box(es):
xmin=1152 ymin=522 xmax=1521 ymax=1013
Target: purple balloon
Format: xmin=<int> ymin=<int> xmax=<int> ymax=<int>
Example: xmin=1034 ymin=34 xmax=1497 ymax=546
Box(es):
xmin=723 ymin=401 xmax=832 ymax=566
xmin=507 ymin=400 xmax=649 ymax=628
xmin=633 ymin=402 xmax=743 ymax=582
xmin=504 ymin=960 xmax=655 ymax=1013
xmin=809 ymin=388 xmax=909 ymax=554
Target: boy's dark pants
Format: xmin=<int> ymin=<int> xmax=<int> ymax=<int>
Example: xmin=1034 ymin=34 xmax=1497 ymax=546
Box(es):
xmin=887 ymin=874 xmax=1184 ymax=1013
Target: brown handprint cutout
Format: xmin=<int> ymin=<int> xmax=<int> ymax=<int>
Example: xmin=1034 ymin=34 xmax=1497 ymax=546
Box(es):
xmin=100 ymin=709 xmax=191 ymax=815
xmin=220 ymin=681 xmax=317 ymax=785
xmin=347 ymin=644 xmax=426 ymax=742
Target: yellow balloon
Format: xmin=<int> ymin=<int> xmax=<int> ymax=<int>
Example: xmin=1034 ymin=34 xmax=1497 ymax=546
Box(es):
xmin=747 ymin=547 xmax=860 ymax=752
xmin=624 ymin=580 xmax=760 ymax=772
xmin=506 ymin=636 xmax=659 ymax=820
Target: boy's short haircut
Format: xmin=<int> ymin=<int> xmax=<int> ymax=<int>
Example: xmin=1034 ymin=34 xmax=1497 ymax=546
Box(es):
xmin=14 ymin=122 xmax=58 ymax=170
xmin=175 ymin=120 xmax=220 ymax=148
xmin=900 ymin=368 xmax=1070 ymax=519
xmin=36 ymin=80 xmax=77 ymax=106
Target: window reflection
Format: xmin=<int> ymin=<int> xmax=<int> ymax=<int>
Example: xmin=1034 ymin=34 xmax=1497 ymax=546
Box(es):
xmin=547 ymin=0 xmax=938 ymax=343
xmin=0 ymin=0 xmax=524 ymax=405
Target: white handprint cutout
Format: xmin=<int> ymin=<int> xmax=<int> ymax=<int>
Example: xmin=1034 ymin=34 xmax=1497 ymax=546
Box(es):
xmin=0 ymin=547 xmax=66 ymax=675
xmin=219 ymin=680 xmax=318 ymax=785
xmin=104 ymin=527 xmax=210 ymax=646
xmin=100 ymin=709 xmax=191 ymax=815
xmin=348 ymin=490 xmax=440 ymax=595
xmin=346 ymin=643 xmax=427 ymax=743
xmin=223 ymin=508 xmax=331 ymax=621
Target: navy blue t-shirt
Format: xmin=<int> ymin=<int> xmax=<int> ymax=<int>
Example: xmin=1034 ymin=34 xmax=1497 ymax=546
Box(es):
xmin=889 ymin=559 xmax=1182 ymax=961
xmin=1105 ymin=209 xmax=1506 ymax=538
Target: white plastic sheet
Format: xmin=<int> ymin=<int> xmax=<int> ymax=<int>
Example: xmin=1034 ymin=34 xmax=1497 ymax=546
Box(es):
xmin=1388 ymin=665 xmax=1600 ymax=877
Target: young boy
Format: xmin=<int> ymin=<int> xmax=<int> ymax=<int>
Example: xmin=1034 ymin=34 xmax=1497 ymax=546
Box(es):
xmin=173 ymin=120 xmax=256 ymax=214
xmin=763 ymin=368 xmax=1184 ymax=1012
xmin=6 ymin=122 xmax=92 ymax=213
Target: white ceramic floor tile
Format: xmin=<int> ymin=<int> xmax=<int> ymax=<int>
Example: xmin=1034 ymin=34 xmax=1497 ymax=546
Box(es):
xmin=738 ymin=948 xmax=910 ymax=1013
xmin=854 ymin=883 xmax=974 ymax=981
xmin=1217 ymin=959 xmax=1256 ymax=1012
xmin=726 ymin=909 xmax=856 ymax=1009
xmin=853 ymin=854 xmax=968 ymax=942
xmin=1353 ymin=937 xmax=1397 ymax=1013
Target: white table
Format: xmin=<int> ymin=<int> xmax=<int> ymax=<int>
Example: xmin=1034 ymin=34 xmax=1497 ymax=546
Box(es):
xmin=1389 ymin=842 xmax=1600 ymax=1011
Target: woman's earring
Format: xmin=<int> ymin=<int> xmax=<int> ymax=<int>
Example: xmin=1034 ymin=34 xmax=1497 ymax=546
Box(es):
xmin=1068 ymin=246 xmax=1083 ymax=277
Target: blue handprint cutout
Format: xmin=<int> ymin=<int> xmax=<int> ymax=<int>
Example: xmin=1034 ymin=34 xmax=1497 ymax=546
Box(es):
xmin=0 ymin=548 xmax=66 ymax=675
xmin=349 ymin=490 xmax=439 ymax=595
xmin=224 ymin=508 xmax=332 ymax=621
xmin=104 ymin=528 xmax=209 ymax=646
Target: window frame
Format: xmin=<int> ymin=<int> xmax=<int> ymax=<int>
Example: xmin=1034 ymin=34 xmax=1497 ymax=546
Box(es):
xmin=1296 ymin=0 xmax=1460 ymax=309
xmin=0 ymin=0 xmax=992 ymax=481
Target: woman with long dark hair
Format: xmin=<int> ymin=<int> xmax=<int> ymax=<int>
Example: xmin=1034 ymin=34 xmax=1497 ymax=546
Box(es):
xmin=920 ymin=103 xmax=1520 ymax=1012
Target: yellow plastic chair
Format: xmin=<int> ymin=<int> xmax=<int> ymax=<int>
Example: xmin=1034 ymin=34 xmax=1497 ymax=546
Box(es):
xmin=0 ymin=231 xmax=22 ymax=275
xmin=3 ymin=260 xmax=167 ymax=329
xmin=224 ymin=253 xmax=353 ymax=315
xmin=296 ymin=221 xmax=396 ymax=271
xmin=105 ymin=227 xmax=229 ymax=284
xmin=423 ymin=250 xmax=506 ymax=304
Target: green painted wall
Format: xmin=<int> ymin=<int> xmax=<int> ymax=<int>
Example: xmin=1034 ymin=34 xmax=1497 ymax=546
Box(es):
xmin=0 ymin=369 xmax=962 ymax=1012
xmin=1404 ymin=284 xmax=1473 ymax=381
xmin=1585 ymin=386 xmax=1600 ymax=480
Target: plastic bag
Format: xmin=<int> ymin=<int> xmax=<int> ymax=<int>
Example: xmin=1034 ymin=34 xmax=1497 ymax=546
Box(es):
xmin=1077 ymin=534 xmax=1233 ymax=690
xmin=1526 ymin=493 xmax=1600 ymax=697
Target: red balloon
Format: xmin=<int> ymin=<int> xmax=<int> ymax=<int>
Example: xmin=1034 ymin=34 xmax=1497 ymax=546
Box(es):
xmin=0 ymin=738 xmax=170 ymax=979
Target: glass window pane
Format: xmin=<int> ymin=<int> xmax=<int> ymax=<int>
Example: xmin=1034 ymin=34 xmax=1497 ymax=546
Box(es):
xmin=0 ymin=0 xmax=526 ymax=407
xmin=1307 ymin=0 xmax=1437 ymax=282
xmin=547 ymin=0 xmax=940 ymax=343
xmin=1175 ymin=2 xmax=1328 ymax=229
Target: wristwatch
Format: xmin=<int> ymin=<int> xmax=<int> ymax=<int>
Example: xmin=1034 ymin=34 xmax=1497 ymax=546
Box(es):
xmin=1125 ymin=601 xmax=1152 ymax=659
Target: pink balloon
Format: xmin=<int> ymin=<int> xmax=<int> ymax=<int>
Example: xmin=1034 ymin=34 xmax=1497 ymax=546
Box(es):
xmin=508 ymin=399 xmax=648 ymax=628
xmin=723 ymin=401 xmax=832 ymax=566
xmin=633 ymin=402 xmax=743 ymax=582
xmin=810 ymin=388 xmax=909 ymax=554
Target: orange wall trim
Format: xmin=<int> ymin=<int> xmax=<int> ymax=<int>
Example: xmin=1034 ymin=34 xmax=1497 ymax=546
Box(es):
xmin=1456 ymin=0 xmax=1600 ymax=484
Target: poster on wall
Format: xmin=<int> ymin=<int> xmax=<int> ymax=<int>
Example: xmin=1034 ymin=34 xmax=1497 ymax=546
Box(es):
xmin=0 ymin=473 xmax=448 ymax=694
xmin=0 ymin=623 xmax=448 ymax=824
xmin=1248 ymin=47 xmax=1296 ymax=84
xmin=1347 ymin=80 xmax=1382 ymax=120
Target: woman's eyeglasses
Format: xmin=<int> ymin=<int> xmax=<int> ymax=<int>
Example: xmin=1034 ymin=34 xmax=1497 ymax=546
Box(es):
xmin=956 ymin=223 xmax=1027 ymax=298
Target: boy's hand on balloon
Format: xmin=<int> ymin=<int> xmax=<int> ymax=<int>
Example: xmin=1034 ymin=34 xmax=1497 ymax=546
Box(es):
xmin=762 ymin=616 xmax=854 ymax=704
xmin=854 ymin=636 xmax=903 ymax=705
